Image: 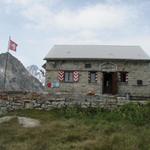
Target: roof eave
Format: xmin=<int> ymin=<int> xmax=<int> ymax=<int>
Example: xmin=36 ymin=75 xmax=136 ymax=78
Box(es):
xmin=44 ymin=57 xmax=150 ymax=61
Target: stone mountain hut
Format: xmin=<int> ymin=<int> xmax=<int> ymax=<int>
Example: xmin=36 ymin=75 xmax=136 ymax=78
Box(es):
xmin=44 ymin=45 xmax=150 ymax=98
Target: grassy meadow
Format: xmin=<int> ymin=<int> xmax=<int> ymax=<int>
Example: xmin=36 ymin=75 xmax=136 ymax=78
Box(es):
xmin=0 ymin=103 xmax=150 ymax=150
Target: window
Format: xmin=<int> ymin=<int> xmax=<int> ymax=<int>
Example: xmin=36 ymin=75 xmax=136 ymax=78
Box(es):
xmin=85 ymin=64 xmax=91 ymax=68
xmin=137 ymin=80 xmax=143 ymax=86
xmin=119 ymin=72 xmax=128 ymax=83
xmin=64 ymin=71 xmax=73 ymax=82
xmin=88 ymin=71 xmax=97 ymax=83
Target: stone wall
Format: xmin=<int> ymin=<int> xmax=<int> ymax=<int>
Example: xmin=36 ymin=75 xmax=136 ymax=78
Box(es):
xmin=0 ymin=92 xmax=149 ymax=115
xmin=45 ymin=60 xmax=150 ymax=96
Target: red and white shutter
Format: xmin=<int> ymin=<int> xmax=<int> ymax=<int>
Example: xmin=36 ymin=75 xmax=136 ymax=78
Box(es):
xmin=58 ymin=71 xmax=64 ymax=82
xmin=118 ymin=72 xmax=121 ymax=82
xmin=126 ymin=73 xmax=128 ymax=82
xmin=95 ymin=72 xmax=98 ymax=81
xmin=88 ymin=72 xmax=91 ymax=82
xmin=73 ymin=71 xmax=79 ymax=82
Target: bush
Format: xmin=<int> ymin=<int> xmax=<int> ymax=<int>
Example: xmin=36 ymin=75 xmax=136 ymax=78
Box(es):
xmin=55 ymin=103 xmax=150 ymax=126
xmin=117 ymin=103 xmax=150 ymax=126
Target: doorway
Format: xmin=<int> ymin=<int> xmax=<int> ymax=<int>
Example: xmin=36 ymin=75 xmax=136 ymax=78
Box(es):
xmin=102 ymin=72 xmax=117 ymax=95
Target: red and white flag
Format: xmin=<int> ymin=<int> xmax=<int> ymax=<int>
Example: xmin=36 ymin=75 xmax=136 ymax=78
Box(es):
xmin=8 ymin=39 xmax=18 ymax=51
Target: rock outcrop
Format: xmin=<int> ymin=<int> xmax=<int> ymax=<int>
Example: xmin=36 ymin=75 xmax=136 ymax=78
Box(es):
xmin=0 ymin=52 xmax=44 ymax=92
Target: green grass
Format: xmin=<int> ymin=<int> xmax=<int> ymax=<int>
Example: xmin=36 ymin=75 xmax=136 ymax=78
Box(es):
xmin=0 ymin=103 xmax=150 ymax=150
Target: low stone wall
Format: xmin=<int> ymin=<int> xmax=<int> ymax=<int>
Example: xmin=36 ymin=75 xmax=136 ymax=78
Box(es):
xmin=0 ymin=92 xmax=149 ymax=115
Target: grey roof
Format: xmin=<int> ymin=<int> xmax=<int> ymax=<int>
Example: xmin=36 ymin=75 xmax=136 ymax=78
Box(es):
xmin=45 ymin=45 xmax=150 ymax=60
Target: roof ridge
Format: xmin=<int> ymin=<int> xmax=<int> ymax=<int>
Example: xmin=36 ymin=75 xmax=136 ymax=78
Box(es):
xmin=54 ymin=44 xmax=140 ymax=47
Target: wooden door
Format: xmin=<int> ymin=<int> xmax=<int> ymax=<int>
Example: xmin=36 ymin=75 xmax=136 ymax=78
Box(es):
xmin=112 ymin=72 xmax=118 ymax=95
xmin=103 ymin=72 xmax=112 ymax=94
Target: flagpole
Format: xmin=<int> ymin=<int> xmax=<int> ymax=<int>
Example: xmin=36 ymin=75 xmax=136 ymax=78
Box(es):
xmin=3 ymin=36 xmax=10 ymax=91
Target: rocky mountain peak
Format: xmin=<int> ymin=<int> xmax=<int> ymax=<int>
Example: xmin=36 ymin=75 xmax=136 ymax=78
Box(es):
xmin=27 ymin=65 xmax=45 ymax=85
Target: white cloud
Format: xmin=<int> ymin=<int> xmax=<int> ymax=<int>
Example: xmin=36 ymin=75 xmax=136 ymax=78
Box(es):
xmin=55 ymin=5 xmax=129 ymax=30
xmin=22 ymin=3 xmax=133 ymax=31
xmin=1 ymin=0 xmax=62 ymax=8
xmin=2 ymin=0 xmax=33 ymax=6
xmin=23 ymin=4 xmax=53 ymax=29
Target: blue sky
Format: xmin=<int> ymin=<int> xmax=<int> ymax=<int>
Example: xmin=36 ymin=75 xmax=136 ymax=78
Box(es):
xmin=0 ymin=0 xmax=150 ymax=68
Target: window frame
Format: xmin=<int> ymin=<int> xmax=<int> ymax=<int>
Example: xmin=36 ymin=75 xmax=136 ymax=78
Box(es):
xmin=64 ymin=71 xmax=73 ymax=83
xmin=119 ymin=72 xmax=128 ymax=83
xmin=137 ymin=80 xmax=143 ymax=86
xmin=85 ymin=64 xmax=92 ymax=68
xmin=88 ymin=71 xmax=97 ymax=83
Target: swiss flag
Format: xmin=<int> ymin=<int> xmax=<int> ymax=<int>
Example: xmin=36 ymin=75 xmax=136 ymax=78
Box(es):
xmin=8 ymin=39 xmax=18 ymax=51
